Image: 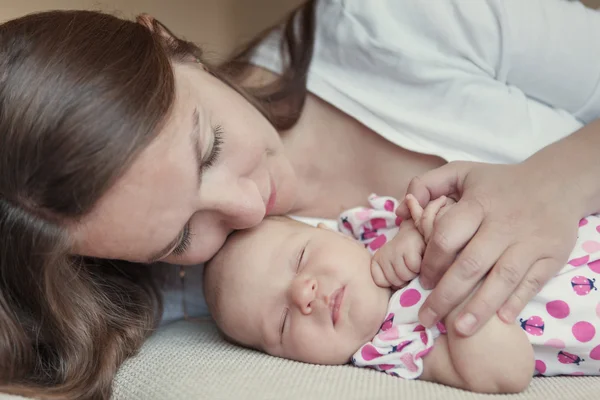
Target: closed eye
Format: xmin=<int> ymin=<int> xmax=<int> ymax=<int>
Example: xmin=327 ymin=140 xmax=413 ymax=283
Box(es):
xmin=201 ymin=124 xmax=223 ymax=172
xmin=296 ymin=244 xmax=307 ymax=273
xmin=280 ymin=308 xmax=288 ymax=343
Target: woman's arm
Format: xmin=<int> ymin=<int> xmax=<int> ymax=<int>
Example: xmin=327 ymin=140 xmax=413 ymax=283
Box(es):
xmin=421 ymin=290 xmax=534 ymax=393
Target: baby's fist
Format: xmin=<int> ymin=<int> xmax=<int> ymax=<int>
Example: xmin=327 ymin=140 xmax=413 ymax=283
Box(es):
xmin=371 ymin=219 xmax=425 ymax=289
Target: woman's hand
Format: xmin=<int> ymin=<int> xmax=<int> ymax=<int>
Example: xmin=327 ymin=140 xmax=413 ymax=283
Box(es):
xmin=396 ymin=160 xmax=581 ymax=336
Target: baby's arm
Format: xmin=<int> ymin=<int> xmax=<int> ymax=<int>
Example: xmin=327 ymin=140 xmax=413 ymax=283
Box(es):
xmin=420 ymin=290 xmax=534 ymax=393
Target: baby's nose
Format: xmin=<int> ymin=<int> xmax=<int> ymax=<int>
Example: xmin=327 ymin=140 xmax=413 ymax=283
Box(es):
xmin=291 ymin=277 xmax=318 ymax=315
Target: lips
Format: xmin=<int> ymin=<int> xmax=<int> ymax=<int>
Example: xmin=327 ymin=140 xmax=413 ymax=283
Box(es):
xmin=329 ymin=286 xmax=345 ymax=326
xmin=265 ymin=178 xmax=277 ymax=215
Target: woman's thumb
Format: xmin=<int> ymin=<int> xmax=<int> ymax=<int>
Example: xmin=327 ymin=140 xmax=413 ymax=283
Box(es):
xmin=396 ymin=161 xmax=469 ymax=219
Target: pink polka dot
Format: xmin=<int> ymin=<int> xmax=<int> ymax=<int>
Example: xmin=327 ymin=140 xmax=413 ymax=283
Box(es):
xmin=589 ymin=259 xmax=600 ymax=274
xmin=572 ymin=321 xmax=596 ymax=342
xmin=590 ymin=345 xmax=600 ymax=360
xmin=368 ymin=234 xmax=387 ymax=251
xmin=378 ymin=364 xmax=394 ymax=370
xmin=361 ymin=344 xmax=382 ymax=361
xmin=580 ymin=218 xmax=589 ymax=227
xmin=596 ymin=302 xmax=600 ymax=319
xmin=568 ymin=255 xmax=590 ymax=267
xmin=399 ymin=289 xmax=421 ymax=307
xmin=597 ymin=224 xmax=600 ymax=233
xmin=371 ymin=218 xmax=387 ymax=230
xmin=378 ymin=326 xmax=399 ymax=341
xmin=384 ymin=200 xmax=395 ymax=212
xmin=583 ymin=240 xmax=600 ymax=254
xmin=546 ymin=300 xmax=570 ymax=319
xmin=395 ymin=216 xmax=402 ymax=226
xmin=535 ymin=360 xmax=547 ymax=374
xmin=545 ymin=338 xmax=566 ymax=349
xmin=416 ymin=348 xmax=432 ymax=359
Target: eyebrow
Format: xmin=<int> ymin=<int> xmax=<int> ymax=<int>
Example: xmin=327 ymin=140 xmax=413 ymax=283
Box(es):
xmin=146 ymin=108 xmax=200 ymax=263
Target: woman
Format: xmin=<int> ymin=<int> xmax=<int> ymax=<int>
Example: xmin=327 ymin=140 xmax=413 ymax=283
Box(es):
xmin=1 ymin=0 xmax=599 ymax=398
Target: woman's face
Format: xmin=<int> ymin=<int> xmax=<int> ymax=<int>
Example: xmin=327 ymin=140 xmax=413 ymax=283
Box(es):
xmin=73 ymin=62 xmax=298 ymax=264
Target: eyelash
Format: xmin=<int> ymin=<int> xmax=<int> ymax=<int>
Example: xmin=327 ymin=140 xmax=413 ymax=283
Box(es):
xmin=171 ymin=125 xmax=223 ymax=258
xmin=296 ymin=245 xmax=307 ymax=273
xmin=171 ymin=222 xmax=191 ymax=256
xmin=201 ymin=124 xmax=224 ymax=172
xmin=281 ymin=244 xmax=308 ymax=338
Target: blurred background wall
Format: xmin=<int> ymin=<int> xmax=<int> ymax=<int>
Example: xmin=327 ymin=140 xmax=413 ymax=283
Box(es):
xmin=0 ymin=0 xmax=304 ymax=61
xmin=0 ymin=0 xmax=598 ymax=60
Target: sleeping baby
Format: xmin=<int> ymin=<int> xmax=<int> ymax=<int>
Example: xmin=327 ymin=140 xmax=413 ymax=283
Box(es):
xmin=203 ymin=194 xmax=600 ymax=394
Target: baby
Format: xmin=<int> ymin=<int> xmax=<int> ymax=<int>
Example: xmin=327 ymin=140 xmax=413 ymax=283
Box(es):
xmin=204 ymin=194 xmax=600 ymax=394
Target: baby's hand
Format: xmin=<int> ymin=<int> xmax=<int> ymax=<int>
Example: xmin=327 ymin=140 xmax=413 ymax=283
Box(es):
xmin=406 ymin=194 xmax=455 ymax=244
xmin=371 ymin=218 xmax=425 ymax=289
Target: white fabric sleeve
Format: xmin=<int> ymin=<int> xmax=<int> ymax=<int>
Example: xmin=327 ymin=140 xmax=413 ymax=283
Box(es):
xmin=494 ymin=0 xmax=600 ymax=124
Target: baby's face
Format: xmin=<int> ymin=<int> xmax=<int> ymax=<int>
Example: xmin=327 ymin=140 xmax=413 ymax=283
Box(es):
xmin=207 ymin=217 xmax=391 ymax=364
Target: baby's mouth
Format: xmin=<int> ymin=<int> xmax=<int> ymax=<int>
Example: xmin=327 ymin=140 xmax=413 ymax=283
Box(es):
xmin=329 ymin=286 xmax=346 ymax=326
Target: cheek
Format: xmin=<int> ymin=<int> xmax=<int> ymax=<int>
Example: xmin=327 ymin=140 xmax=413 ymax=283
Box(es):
xmin=288 ymin=321 xmax=353 ymax=364
xmin=165 ymin=217 xmax=232 ymax=265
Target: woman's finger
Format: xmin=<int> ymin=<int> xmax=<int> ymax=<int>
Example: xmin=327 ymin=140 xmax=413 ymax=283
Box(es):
xmin=419 ymin=198 xmax=484 ymax=289
xmin=452 ymin=244 xmax=538 ymax=336
xmin=418 ymin=227 xmax=506 ymax=327
xmin=498 ymin=257 xmax=563 ymax=323
xmin=396 ymin=162 xmax=469 ymax=219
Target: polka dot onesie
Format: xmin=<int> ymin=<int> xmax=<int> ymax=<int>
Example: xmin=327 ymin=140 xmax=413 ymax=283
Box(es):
xmin=340 ymin=194 xmax=600 ymax=379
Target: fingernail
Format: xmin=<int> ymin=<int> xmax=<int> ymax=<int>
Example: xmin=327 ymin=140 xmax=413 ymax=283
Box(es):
xmin=498 ymin=308 xmax=515 ymax=323
xmin=420 ymin=277 xmax=432 ymax=289
xmin=456 ymin=313 xmax=477 ymax=336
xmin=420 ymin=307 xmax=438 ymax=328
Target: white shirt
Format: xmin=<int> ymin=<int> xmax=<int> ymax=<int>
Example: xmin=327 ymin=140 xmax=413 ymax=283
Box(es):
xmin=250 ymin=0 xmax=600 ymax=163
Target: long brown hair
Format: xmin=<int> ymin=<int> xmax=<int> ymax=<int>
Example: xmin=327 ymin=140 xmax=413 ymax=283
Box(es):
xmin=0 ymin=3 xmax=315 ymax=400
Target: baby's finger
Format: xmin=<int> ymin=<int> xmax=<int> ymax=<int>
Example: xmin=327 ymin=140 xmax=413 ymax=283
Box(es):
xmin=498 ymin=257 xmax=562 ymax=323
xmin=370 ymin=260 xmax=392 ymax=288
xmin=380 ymin=257 xmax=409 ymax=288
xmin=420 ymin=196 xmax=448 ymax=243
xmin=401 ymin=251 xmax=422 ymax=276
xmin=406 ymin=194 xmax=424 ymax=222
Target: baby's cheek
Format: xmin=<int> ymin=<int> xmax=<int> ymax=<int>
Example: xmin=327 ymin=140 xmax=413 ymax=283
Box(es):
xmin=288 ymin=324 xmax=350 ymax=364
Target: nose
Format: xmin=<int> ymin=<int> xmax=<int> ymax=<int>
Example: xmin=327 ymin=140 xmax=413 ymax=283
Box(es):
xmin=290 ymin=276 xmax=318 ymax=315
xmin=199 ymin=176 xmax=266 ymax=230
